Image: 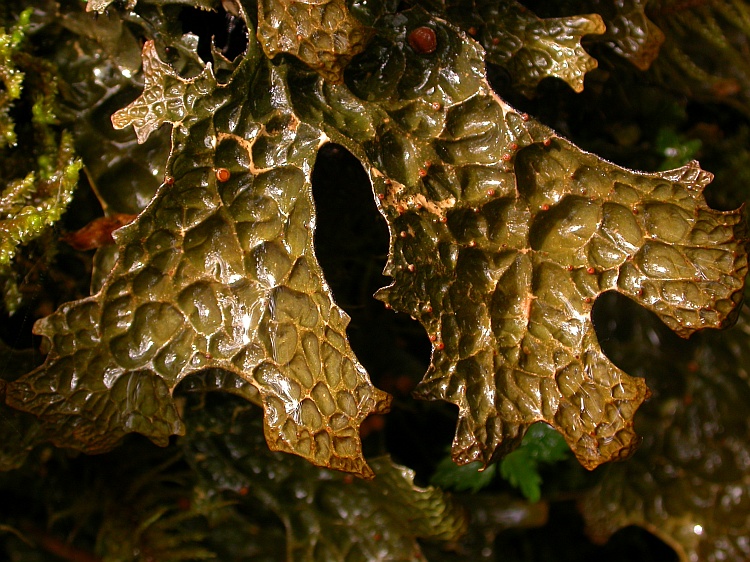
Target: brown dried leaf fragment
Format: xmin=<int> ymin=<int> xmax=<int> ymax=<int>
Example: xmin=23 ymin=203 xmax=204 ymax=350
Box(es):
xmin=62 ymin=214 xmax=138 ymax=251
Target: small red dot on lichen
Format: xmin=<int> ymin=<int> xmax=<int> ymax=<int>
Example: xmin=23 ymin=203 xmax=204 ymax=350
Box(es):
xmin=408 ymin=26 xmax=437 ymax=54
xmin=587 ymin=267 xmax=596 ymax=274
xmin=541 ymin=204 xmax=550 ymax=211
xmin=502 ymin=154 xmax=511 ymax=162
xmin=510 ymin=142 xmax=518 ymax=151
xmin=429 ymin=334 xmax=437 ymax=342
xmin=216 ymin=168 xmax=230 ymax=182
xmin=486 ymin=188 xmax=496 ymax=196
xmin=435 ymin=341 xmax=445 ymax=350
xmin=419 ymin=168 xmax=428 ymax=177
xmin=521 ymin=113 xmax=529 ymax=121
xmin=400 ymin=231 xmax=408 ymax=238
xmin=543 ymin=138 xmax=552 ymax=147
xmin=439 ymin=216 xmax=448 ymax=223
xmin=407 ymin=263 xmax=416 ymax=272
xmin=164 ymin=175 xmax=174 ymax=185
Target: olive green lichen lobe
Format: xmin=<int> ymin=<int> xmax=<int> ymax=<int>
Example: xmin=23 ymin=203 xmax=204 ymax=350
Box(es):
xmin=4 ymin=0 xmax=747 ymax=480
xmin=581 ymin=306 xmax=750 ymax=562
xmin=420 ymin=0 xmax=605 ymax=95
xmin=7 ymin=40 xmax=390 ymax=478
xmin=186 ymin=405 xmax=467 ymax=561
xmin=322 ymin=8 xmax=746 ymax=470
xmin=111 ymin=41 xmax=217 ymax=144
xmin=257 ymin=0 xmax=373 ymax=83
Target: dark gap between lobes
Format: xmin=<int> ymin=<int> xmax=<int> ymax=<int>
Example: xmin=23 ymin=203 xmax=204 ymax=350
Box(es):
xmin=311 ymin=143 xmax=457 ymax=478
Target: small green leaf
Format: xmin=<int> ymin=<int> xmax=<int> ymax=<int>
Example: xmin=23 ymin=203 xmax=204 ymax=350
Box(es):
xmin=431 ymin=457 xmax=497 ymax=493
xmin=655 ymin=128 xmax=702 ymax=171
xmin=431 ymin=423 xmax=569 ymax=499
xmin=499 ymin=423 xmax=569 ymax=502
xmin=518 ymin=422 xmax=571 ymax=464
xmin=500 ymin=450 xmax=543 ymax=503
